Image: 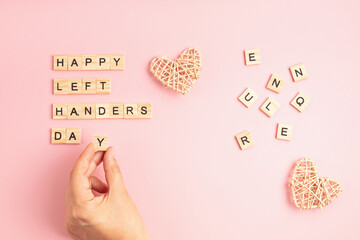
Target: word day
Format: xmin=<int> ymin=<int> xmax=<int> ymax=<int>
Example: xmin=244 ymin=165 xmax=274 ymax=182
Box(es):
xmin=53 ymin=103 xmax=152 ymax=119
xmin=51 ymin=128 xmax=81 ymax=144
xmin=53 ymin=54 xmax=125 ymax=71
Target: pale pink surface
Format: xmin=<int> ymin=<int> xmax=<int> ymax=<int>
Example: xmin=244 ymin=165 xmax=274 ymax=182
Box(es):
xmin=0 ymin=0 xmax=359 ymax=239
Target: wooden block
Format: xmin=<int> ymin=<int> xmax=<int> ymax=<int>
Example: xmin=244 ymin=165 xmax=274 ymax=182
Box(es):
xmin=67 ymin=104 xmax=82 ymax=119
xmin=260 ymin=97 xmax=280 ymax=117
xmin=51 ymin=128 xmax=66 ymax=144
xmin=68 ymin=79 xmax=83 ymax=94
xmin=96 ymin=78 xmax=111 ymax=94
xmin=53 ymin=55 xmax=68 ymax=70
xmin=266 ymin=74 xmax=285 ymax=93
xmin=52 ymin=104 xmax=68 ymax=119
xmin=97 ymin=55 xmax=111 ymax=70
xmin=81 ymin=104 xmax=96 ymax=119
xmin=290 ymin=63 xmax=308 ymax=82
xmin=110 ymin=103 xmax=124 ymax=119
xmin=93 ymin=135 xmax=109 ymax=151
xmin=276 ymin=123 xmax=293 ymax=141
xmin=82 ymin=79 xmax=97 ymax=94
xmin=124 ymin=103 xmax=138 ymax=119
xmin=291 ymin=92 xmax=310 ymax=112
xmin=66 ymin=128 xmax=81 ymax=144
xmin=53 ymin=79 xmax=69 ymax=95
xmin=82 ymin=55 xmax=99 ymax=70
xmin=137 ymin=103 xmax=152 ymax=119
xmin=110 ymin=54 xmax=125 ymax=70
xmin=238 ymin=88 xmax=258 ymax=107
xmin=68 ymin=55 xmax=83 ymax=71
xmin=244 ymin=49 xmax=260 ymax=65
xmin=54 ymin=54 xmax=124 ymax=70
xmin=96 ymin=103 xmax=110 ymax=119
xmin=235 ymin=131 xmax=255 ymax=150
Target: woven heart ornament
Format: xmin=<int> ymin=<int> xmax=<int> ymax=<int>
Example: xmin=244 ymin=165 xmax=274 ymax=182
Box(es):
xmin=289 ymin=158 xmax=342 ymax=209
xmin=150 ymin=48 xmax=202 ymax=95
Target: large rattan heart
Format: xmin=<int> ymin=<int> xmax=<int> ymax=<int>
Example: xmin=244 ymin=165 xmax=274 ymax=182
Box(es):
xmin=150 ymin=48 xmax=202 ymax=95
xmin=289 ymin=158 xmax=341 ymax=209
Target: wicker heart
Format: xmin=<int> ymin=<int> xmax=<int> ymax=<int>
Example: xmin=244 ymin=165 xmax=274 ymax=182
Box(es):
xmin=289 ymin=158 xmax=341 ymax=209
xmin=150 ymin=48 xmax=202 ymax=95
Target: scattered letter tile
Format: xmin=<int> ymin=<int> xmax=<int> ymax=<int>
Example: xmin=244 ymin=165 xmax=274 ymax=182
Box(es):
xmin=266 ymin=74 xmax=285 ymax=93
xmin=291 ymin=92 xmax=310 ymax=112
xmin=238 ymin=88 xmax=258 ymax=107
xmin=290 ymin=63 xmax=308 ymax=82
xmin=276 ymin=123 xmax=293 ymax=141
xmin=260 ymin=97 xmax=280 ymax=117
xmin=236 ymin=131 xmax=255 ymax=150
xmin=244 ymin=49 xmax=260 ymax=65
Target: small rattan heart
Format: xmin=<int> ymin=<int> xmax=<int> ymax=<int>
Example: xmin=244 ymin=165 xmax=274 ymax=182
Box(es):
xmin=150 ymin=48 xmax=202 ymax=95
xmin=289 ymin=158 xmax=341 ymax=209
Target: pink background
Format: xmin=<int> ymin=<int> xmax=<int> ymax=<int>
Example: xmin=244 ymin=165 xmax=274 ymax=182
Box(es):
xmin=1 ymin=0 xmax=360 ymax=239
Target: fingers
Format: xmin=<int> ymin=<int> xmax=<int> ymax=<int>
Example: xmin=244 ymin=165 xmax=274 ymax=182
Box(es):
xmin=85 ymin=151 xmax=105 ymax=176
xmin=90 ymin=176 xmax=108 ymax=193
xmin=69 ymin=143 xmax=105 ymax=201
xmin=103 ymin=147 xmax=125 ymax=195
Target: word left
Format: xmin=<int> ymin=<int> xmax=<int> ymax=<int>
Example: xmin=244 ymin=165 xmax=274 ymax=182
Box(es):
xmin=54 ymin=78 xmax=111 ymax=95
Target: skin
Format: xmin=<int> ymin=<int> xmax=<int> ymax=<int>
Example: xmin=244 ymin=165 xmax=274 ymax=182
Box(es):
xmin=65 ymin=143 xmax=150 ymax=240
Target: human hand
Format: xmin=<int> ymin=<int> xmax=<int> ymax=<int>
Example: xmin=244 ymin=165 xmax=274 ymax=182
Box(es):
xmin=65 ymin=143 xmax=150 ymax=240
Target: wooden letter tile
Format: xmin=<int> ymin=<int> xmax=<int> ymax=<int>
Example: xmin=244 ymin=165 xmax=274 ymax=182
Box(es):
xmin=53 ymin=79 xmax=69 ymax=95
xmin=67 ymin=104 xmax=82 ymax=119
xmin=235 ymin=131 xmax=255 ymax=150
xmin=110 ymin=54 xmax=125 ymax=70
xmin=52 ymin=104 xmax=68 ymax=119
xmin=260 ymin=97 xmax=280 ymax=117
xmin=82 ymin=55 xmax=99 ymax=70
xmin=244 ymin=49 xmax=260 ymax=65
xmin=137 ymin=103 xmax=152 ymax=119
xmin=96 ymin=78 xmax=111 ymax=94
xmin=290 ymin=63 xmax=308 ymax=82
xmin=53 ymin=55 xmax=68 ymax=70
xmin=124 ymin=103 xmax=138 ymax=119
xmin=51 ymin=128 xmax=66 ymax=144
xmin=68 ymin=79 xmax=83 ymax=94
xmin=81 ymin=104 xmax=96 ymax=119
xmin=66 ymin=128 xmax=81 ymax=144
xmin=238 ymin=88 xmax=258 ymax=107
xmin=291 ymin=92 xmax=310 ymax=112
xmin=266 ymin=74 xmax=285 ymax=93
xmin=97 ymin=55 xmax=111 ymax=70
xmin=276 ymin=123 xmax=293 ymax=141
xmin=93 ymin=135 xmax=109 ymax=151
xmin=110 ymin=103 xmax=124 ymax=119
xmin=68 ymin=55 xmax=83 ymax=71
xmin=82 ymin=79 xmax=97 ymax=94
xmin=96 ymin=103 xmax=110 ymax=119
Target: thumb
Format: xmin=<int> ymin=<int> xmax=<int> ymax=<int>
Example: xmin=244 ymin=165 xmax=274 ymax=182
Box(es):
xmin=103 ymin=147 xmax=126 ymax=195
